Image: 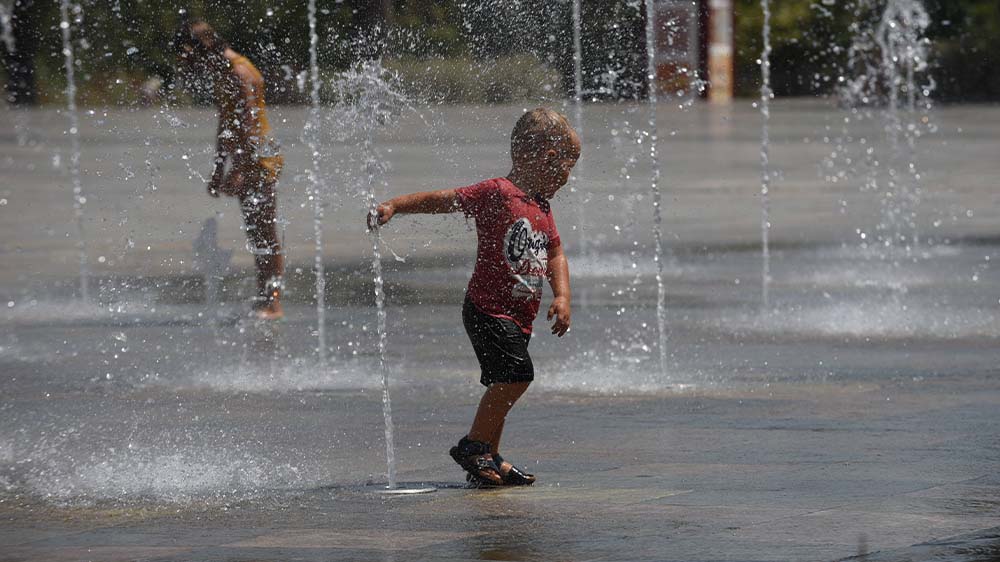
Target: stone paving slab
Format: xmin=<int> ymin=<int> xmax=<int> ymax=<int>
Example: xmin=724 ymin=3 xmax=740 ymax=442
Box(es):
xmin=838 ymin=527 xmax=1000 ymax=562
xmin=1 ymin=377 xmax=997 ymax=561
xmin=226 ymin=528 xmax=488 ymax=550
xmin=732 ymin=509 xmax=1000 ymax=550
xmin=0 ymin=546 xmax=192 ymax=562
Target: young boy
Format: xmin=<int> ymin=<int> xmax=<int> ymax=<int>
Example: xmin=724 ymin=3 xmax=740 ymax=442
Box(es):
xmin=174 ymin=18 xmax=285 ymax=320
xmin=369 ymin=108 xmax=580 ymax=486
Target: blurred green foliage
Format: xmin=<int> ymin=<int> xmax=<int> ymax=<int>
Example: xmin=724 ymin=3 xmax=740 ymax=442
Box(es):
xmin=924 ymin=0 xmax=1000 ymax=101
xmin=3 ymin=0 xmax=1000 ymax=105
xmin=734 ymin=0 xmax=1000 ymax=101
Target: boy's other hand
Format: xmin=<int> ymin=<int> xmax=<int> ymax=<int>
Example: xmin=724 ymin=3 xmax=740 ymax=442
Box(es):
xmin=368 ymin=203 xmax=394 ymax=230
xmin=547 ymin=296 xmax=571 ymax=337
xmin=207 ymin=176 xmax=222 ymax=198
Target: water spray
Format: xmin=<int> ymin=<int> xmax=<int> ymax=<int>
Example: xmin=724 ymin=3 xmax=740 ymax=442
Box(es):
xmin=759 ymin=0 xmax=773 ymax=309
xmin=643 ymin=0 xmax=668 ymax=375
xmin=305 ymin=0 xmax=327 ymax=364
xmin=59 ymin=0 xmax=89 ymax=302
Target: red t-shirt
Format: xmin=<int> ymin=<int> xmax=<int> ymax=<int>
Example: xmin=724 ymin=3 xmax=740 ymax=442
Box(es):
xmin=456 ymin=177 xmax=561 ymax=334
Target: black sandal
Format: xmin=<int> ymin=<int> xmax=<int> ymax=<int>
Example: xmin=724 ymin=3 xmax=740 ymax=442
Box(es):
xmin=449 ymin=436 xmax=503 ymax=486
xmin=493 ymin=453 xmax=536 ymax=486
xmin=465 ymin=472 xmax=501 ymax=488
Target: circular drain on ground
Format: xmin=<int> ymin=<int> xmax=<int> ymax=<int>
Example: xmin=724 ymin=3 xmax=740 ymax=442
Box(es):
xmin=374 ymin=486 xmax=437 ymax=495
xmin=363 ymin=483 xmax=439 ymax=495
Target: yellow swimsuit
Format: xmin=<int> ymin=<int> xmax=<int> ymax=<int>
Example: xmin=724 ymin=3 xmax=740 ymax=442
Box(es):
xmin=217 ymin=55 xmax=283 ymax=184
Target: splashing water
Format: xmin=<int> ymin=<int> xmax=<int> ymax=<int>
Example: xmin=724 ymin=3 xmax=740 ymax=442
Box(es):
xmin=570 ymin=0 xmax=588 ymax=259
xmin=0 ymin=2 xmax=31 ymax=148
xmin=2 ymin=434 xmax=306 ymax=505
xmin=759 ymin=0 xmax=773 ymax=308
xmin=305 ymin=0 xmax=328 ymax=364
xmin=329 ymin=60 xmax=412 ymax=489
xmin=192 ymin=216 xmax=231 ymax=328
xmin=0 ymin=3 xmax=14 ymax=54
xmin=59 ymin=0 xmax=89 ymax=302
xmin=643 ymin=0 xmax=668 ymax=375
xmin=369 ymin=222 xmax=396 ymax=489
xmin=875 ymin=0 xmax=932 ymax=250
xmin=837 ymin=0 xmax=933 ymax=258
xmin=152 ymin=99 xmax=209 ymax=186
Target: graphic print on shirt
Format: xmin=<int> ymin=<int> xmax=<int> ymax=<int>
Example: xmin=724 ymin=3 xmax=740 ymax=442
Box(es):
xmin=504 ymin=218 xmax=549 ymax=299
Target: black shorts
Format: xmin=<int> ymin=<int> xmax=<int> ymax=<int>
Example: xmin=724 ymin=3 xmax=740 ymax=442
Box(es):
xmin=463 ymin=297 xmax=534 ymax=387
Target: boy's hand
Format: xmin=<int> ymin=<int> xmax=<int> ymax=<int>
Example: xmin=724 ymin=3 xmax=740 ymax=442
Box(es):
xmin=547 ymin=296 xmax=571 ymax=337
xmin=368 ymin=203 xmax=394 ymax=230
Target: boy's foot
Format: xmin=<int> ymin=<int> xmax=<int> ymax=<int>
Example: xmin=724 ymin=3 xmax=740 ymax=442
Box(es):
xmin=493 ymin=453 xmax=536 ymax=486
xmin=465 ymin=472 xmax=502 ymax=488
xmin=449 ymin=436 xmax=502 ymax=486
xmin=464 ymin=461 xmax=535 ymax=487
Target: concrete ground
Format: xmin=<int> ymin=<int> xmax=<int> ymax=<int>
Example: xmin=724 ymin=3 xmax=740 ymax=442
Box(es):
xmin=1 ymin=373 xmax=998 ymax=562
xmin=2 ymin=101 xmax=1000 ymax=561
xmin=3 ymin=100 xmax=1000 ymax=288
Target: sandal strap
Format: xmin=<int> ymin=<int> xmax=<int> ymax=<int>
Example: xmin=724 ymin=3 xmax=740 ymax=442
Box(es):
xmin=492 ymin=453 xmax=536 ymax=485
xmin=493 ymin=453 xmax=533 ymax=475
xmin=450 ymin=437 xmax=502 ymax=484
xmin=455 ymin=437 xmax=492 ymax=457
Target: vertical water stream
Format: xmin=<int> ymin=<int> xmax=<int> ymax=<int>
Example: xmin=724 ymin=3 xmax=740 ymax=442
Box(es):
xmin=643 ymin=0 xmax=667 ymax=374
xmin=59 ymin=0 xmax=89 ymax=302
xmin=759 ymin=0 xmax=773 ymax=308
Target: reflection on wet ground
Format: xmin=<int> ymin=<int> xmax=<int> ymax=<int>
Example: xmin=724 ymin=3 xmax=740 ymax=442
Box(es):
xmin=1 ymin=333 xmax=998 ymax=560
xmin=2 ymin=102 xmax=999 ymax=560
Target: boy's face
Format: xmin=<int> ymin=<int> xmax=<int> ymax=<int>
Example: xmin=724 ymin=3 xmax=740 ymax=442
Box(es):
xmin=537 ymin=131 xmax=581 ymax=199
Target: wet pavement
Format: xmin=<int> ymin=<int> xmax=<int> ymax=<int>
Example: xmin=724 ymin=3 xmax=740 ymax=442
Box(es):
xmin=2 ymin=101 xmax=1000 ymax=561
xmin=1 ymin=374 xmax=998 ymax=561
xmin=3 ymin=100 xmax=1000 ymax=285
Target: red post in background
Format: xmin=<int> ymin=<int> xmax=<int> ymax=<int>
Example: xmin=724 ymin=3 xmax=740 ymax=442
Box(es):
xmin=707 ymin=0 xmax=734 ymax=103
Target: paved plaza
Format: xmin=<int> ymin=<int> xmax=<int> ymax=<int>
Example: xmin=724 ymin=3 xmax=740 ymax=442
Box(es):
xmin=1 ymin=101 xmax=998 ymax=561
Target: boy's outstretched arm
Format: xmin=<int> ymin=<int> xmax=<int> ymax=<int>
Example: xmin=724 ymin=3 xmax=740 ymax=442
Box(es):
xmin=546 ymin=244 xmax=571 ymax=337
xmin=368 ymin=189 xmax=460 ymax=229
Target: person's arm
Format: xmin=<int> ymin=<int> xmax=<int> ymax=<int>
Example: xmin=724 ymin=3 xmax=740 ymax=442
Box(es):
xmin=368 ymin=189 xmax=461 ymax=229
xmin=546 ymin=243 xmax=571 ymax=337
xmin=207 ymin=114 xmax=226 ymax=197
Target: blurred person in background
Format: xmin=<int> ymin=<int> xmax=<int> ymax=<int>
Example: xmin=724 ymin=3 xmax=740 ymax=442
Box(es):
xmin=174 ymin=17 xmax=285 ymax=320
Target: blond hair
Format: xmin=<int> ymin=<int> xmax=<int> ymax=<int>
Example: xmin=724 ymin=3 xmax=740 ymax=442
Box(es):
xmin=510 ymin=108 xmax=575 ymax=162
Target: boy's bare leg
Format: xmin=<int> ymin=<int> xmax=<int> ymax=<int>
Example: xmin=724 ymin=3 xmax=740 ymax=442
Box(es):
xmin=488 ymin=418 xmax=506 ymax=455
xmin=467 ymin=382 xmax=529 ymax=450
xmin=241 ymin=178 xmax=284 ymax=320
xmin=486 ymin=417 xmax=517 ymax=475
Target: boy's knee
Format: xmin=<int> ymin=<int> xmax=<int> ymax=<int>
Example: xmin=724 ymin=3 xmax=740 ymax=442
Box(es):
xmin=493 ymin=381 xmax=531 ymax=397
